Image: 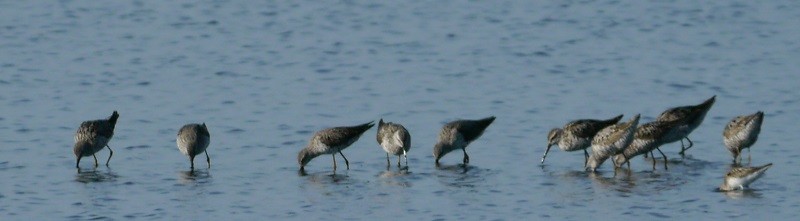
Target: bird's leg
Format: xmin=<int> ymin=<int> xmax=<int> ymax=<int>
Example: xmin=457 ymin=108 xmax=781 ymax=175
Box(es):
xmin=93 ymin=154 xmax=99 ymax=167
xmin=339 ymin=151 xmax=350 ymax=170
xmin=403 ymin=154 xmax=408 ymax=167
xmin=679 ymin=137 xmax=694 ymax=155
xmin=679 ymin=139 xmax=686 ymax=155
xmin=686 ymin=137 xmax=694 ymax=149
xmin=332 ymin=154 xmax=337 ymax=170
xmin=206 ymin=150 xmax=211 ymax=168
xmin=747 ymin=148 xmax=751 ymax=165
xmin=583 ymin=149 xmax=589 ymax=167
xmin=397 ymin=155 xmax=401 ymax=167
xmin=105 ymin=145 xmax=113 ymax=166
xmin=190 ymin=155 xmax=195 ymax=171
xmin=386 ymin=153 xmax=390 ymax=167
xmin=462 ymin=148 xmax=469 ymax=164
xmin=656 ymin=147 xmax=668 ymax=170
xmin=650 ymin=151 xmax=656 ymax=170
xmin=76 ymin=157 xmax=81 ymax=168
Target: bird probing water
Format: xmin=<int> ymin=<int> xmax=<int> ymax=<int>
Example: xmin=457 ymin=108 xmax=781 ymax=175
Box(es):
xmin=433 ymin=116 xmax=496 ymax=166
xmin=74 ymin=111 xmax=119 ymax=168
xmin=177 ymin=123 xmax=211 ymax=170
xmin=376 ymin=119 xmax=411 ymax=167
xmin=298 ymin=121 xmax=375 ymax=172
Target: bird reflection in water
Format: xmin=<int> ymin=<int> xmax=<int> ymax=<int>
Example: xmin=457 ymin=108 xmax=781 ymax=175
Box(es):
xmin=587 ymin=168 xmax=636 ymax=194
xmin=179 ymin=170 xmax=212 ymax=184
xmin=435 ymin=164 xmax=492 ymax=188
xmin=75 ymin=167 xmax=118 ymax=183
xmin=435 ymin=163 xmax=470 ymax=174
xmin=298 ymin=169 xmax=351 ymax=184
xmin=720 ymin=189 xmax=763 ymax=199
xmin=377 ymin=166 xmax=412 ymax=187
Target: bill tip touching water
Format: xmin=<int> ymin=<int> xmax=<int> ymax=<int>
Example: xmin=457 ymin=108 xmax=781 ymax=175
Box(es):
xmin=376 ymin=119 xmax=412 ymax=167
xmin=433 ymin=116 xmax=495 ymax=166
xmin=719 ymin=163 xmax=772 ymax=192
xmin=177 ymin=123 xmax=211 ymax=170
xmin=70 ymin=97 xmax=775 ymax=194
xmin=297 ymin=121 xmax=375 ymax=171
xmin=585 ymin=114 xmax=639 ymax=172
xmin=74 ymin=110 xmax=119 ymax=168
xmin=542 ymin=114 xmax=624 ymax=166
xmin=723 ymin=111 xmax=764 ymax=164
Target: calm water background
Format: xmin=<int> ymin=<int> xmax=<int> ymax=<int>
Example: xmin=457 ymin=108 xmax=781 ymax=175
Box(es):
xmin=2 ymin=0 xmax=800 ymax=220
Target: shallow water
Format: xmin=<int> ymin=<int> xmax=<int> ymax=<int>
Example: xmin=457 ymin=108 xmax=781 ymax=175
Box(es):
xmin=2 ymin=0 xmax=800 ymax=220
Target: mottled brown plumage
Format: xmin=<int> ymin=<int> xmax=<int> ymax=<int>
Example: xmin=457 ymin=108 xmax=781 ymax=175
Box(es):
xmin=655 ymin=95 xmax=716 ymax=155
xmin=376 ymin=119 xmax=411 ymax=167
xmin=720 ymin=163 xmax=772 ymax=191
xmin=74 ymin=111 xmax=119 ymax=168
xmin=613 ymin=120 xmax=683 ymax=170
xmin=433 ymin=116 xmax=496 ymax=165
xmin=586 ymin=114 xmax=639 ymax=172
xmin=723 ymin=111 xmax=764 ymax=163
xmin=542 ymin=114 xmax=623 ymax=166
xmin=298 ymin=121 xmax=374 ymax=171
xmin=177 ymin=123 xmax=211 ymax=170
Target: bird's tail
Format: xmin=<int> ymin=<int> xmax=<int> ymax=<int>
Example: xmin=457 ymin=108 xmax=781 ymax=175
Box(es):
xmin=476 ymin=116 xmax=496 ymax=129
xmin=697 ymin=95 xmax=716 ymax=110
xmin=605 ymin=114 xmax=624 ymax=124
xmin=109 ymin=111 xmax=120 ymax=126
xmin=355 ymin=121 xmax=375 ymax=134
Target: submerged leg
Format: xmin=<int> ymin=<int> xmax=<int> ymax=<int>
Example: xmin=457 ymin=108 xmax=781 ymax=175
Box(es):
xmin=338 ymin=151 xmax=350 ymax=169
xmin=397 ymin=155 xmax=401 ymax=167
xmin=386 ymin=153 xmax=391 ymax=167
xmin=462 ymin=148 xmax=470 ymax=164
xmin=190 ymin=155 xmax=195 ymax=170
xmin=93 ymin=154 xmax=99 ymax=167
xmin=105 ymin=145 xmax=114 ymax=166
xmin=76 ymin=157 xmax=81 ymax=168
xmin=656 ymin=147 xmax=668 ymax=170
